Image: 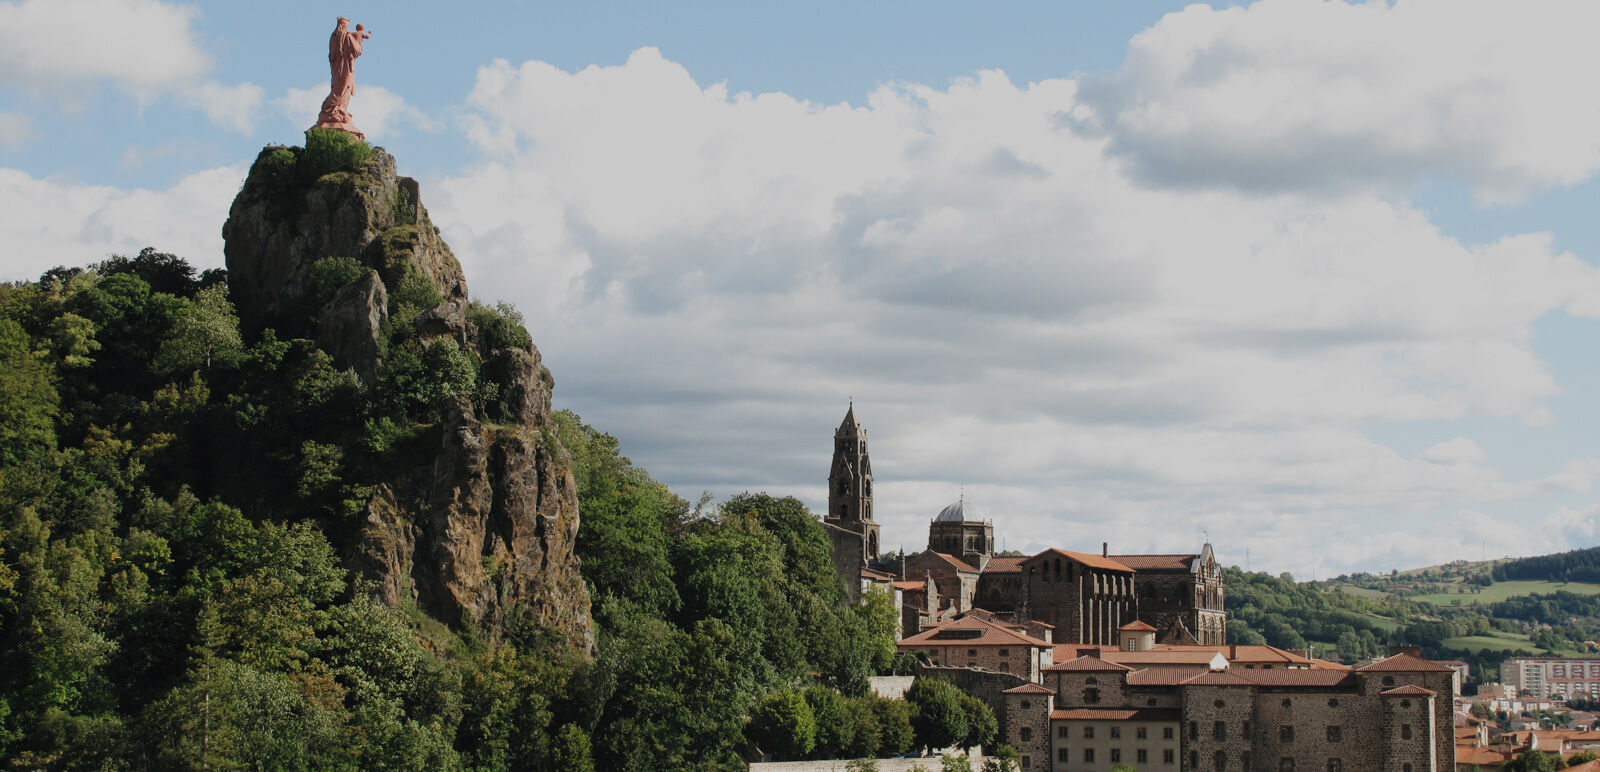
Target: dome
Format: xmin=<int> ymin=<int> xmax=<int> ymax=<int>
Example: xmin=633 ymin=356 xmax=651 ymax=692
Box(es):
xmin=935 ymin=499 xmax=985 ymax=523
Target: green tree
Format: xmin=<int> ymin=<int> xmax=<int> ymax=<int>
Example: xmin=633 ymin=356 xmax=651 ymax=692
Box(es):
xmin=155 ymin=283 xmax=242 ymax=374
xmin=747 ymin=690 xmax=816 ymax=760
xmin=958 ymin=693 xmax=997 ymax=750
xmin=553 ymin=723 xmax=597 ymax=772
xmin=907 ymin=678 xmax=968 ymax=754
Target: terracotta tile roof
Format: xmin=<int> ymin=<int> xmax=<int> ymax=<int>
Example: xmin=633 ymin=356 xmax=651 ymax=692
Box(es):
xmin=1045 ymin=656 xmax=1136 ymax=673
xmin=1234 ymin=669 xmax=1354 ymax=688
xmin=898 ymin=615 xmax=1051 ymax=650
xmin=1051 ymin=708 xmax=1180 ymax=721
xmin=932 ymin=552 xmax=977 ymax=572
xmin=983 ymin=556 xmax=1027 ymax=574
xmin=890 ymin=580 xmax=925 ymax=591
xmin=1003 ymin=683 xmax=1057 ymax=695
xmin=862 ymin=567 xmax=896 ymax=580
xmin=1109 ymin=554 xmax=1196 ymax=571
xmin=1310 ymin=658 xmax=1352 ymax=671
xmin=1380 ymin=684 xmax=1437 ymax=697
xmin=1357 ymin=653 xmax=1455 ymax=673
xmin=1455 ymin=747 xmax=1512 ymax=765
xmin=1127 ymin=667 xmax=1208 ymax=686
xmin=1120 ymin=621 xmax=1158 ymax=632
xmin=1454 ymin=727 xmax=1479 ymax=739
xmin=1026 ymin=548 xmax=1134 ymax=573
xmin=1103 ymin=650 xmax=1229 ymax=667
xmin=1182 ymin=670 xmax=1256 ymax=687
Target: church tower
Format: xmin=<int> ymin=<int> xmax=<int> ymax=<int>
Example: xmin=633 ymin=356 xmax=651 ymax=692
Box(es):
xmin=826 ymin=403 xmax=880 ymax=562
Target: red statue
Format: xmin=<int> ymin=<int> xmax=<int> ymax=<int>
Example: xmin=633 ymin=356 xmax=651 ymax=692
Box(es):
xmin=311 ymin=17 xmax=371 ymax=139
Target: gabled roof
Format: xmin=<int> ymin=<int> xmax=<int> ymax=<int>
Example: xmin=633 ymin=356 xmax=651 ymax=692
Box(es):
xmin=1101 ymin=649 xmax=1230 ymax=668
xmin=1127 ymin=667 xmax=1209 ymax=686
xmin=1025 ymin=548 xmax=1134 ymax=573
xmin=1120 ymin=621 xmax=1158 ymax=632
xmin=1044 ymin=656 xmax=1135 ymax=673
xmin=1380 ymin=684 xmax=1437 ymax=697
xmin=1357 ymin=653 xmax=1454 ymax=673
xmin=1109 ymin=554 xmax=1197 ymax=571
xmin=835 ymin=404 xmax=864 ymax=438
xmin=898 ymin=615 xmax=1052 ymax=650
xmin=1003 ymin=683 xmax=1057 ymax=695
xmin=1182 ymin=670 xmax=1255 ymax=687
xmin=1235 ymin=669 xmax=1354 ymax=688
xmin=982 ymin=556 xmax=1027 ymax=574
xmin=1051 ymin=708 xmax=1179 ymax=721
xmin=931 ymin=552 xmax=978 ymax=572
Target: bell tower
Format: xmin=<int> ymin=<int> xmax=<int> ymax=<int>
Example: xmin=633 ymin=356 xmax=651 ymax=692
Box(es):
xmin=827 ymin=403 xmax=879 ymax=562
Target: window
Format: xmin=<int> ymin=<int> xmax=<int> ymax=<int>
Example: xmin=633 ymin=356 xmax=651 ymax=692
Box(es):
xmin=1402 ymin=765 xmax=1412 ymax=772
xmin=1164 ymin=727 xmax=1174 ymax=740
xmin=1083 ymin=688 xmax=1101 ymax=704
xmin=1137 ymin=727 xmax=1148 ymax=740
xmin=1111 ymin=727 xmax=1121 ymax=739
xmin=1401 ymin=724 xmax=1412 ymax=740
xmin=1164 ymin=749 xmax=1175 ymax=764
xmin=1058 ymin=726 xmax=1070 ymax=739
xmin=1214 ymin=699 xmax=1226 ymax=708
xmin=1021 ymin=756 xmax=1031 ymax=770
xmin=1243 ymin=720 xmax=1251 ymax=736
xmin=1382 ymin=676 xmax=1395 ymax=686
xmin=1280 ymin=725 xmax=1295 ymax=741
xmin=1190 ymin=751 xmax=1198 ymax=770
xmin=1214 ymin=750 xmax=1227 ymax=770
xmin=968 ymin=649 xmax=977 ymax=657
xmin=1138 ymin=749 xmax=1148 ymax=764
xmin=1279 ymin=759 xmax=1296 ymax=772
xmin=1000 ymin=649 xmax=1009 ymax=657
xmin=1400 ymin=699 xmax=1412 ymax=709
xmin=1084 ymin=726 xmax=1095 ymax=739
xmin=1020 ymin=728 xmax=1032 ymax=742
xmin=1112 ymin=749 xmax=1122 ymax=763
xmin=1190 ymin=721 xmax=1198 ymax=741
xmin=1327 ymin=760 xmax=1341 ymax=772
xmin=1326 ymin=725 xmax=1342 ymax=742
xmin=1281 ymin=698 xmax=1292 ymax=707
xmin=1058 ymin=748 xmax=1070 ymax=763
xmin=1084 ymin=749 xmax=1095 ymax=763
xmin=1020 ymin=700 xmax=1031 ymax=711
xmin=1327 ymin=698 xmax=1340 ymax=707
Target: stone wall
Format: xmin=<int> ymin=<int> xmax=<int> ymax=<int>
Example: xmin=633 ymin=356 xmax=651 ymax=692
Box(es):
xmin=1180 ymin=684 xmax=1255 ymax=771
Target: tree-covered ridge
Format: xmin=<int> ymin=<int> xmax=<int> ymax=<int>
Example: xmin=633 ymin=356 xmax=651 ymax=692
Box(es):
xmin=0 ymin=250 xmax=904 ymax=770
xmin=1494 ymin=547 xmax=1600 ymax=584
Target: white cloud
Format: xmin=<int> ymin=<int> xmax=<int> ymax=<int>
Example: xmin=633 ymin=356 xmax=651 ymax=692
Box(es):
xmin=0 ymin=0 xmax=209 ymax=96
xmin=423 ymin=47 xmax=1600 ymax=576
xmin=0 ymin=109 xmax=29 ymax=149
xmin=1075 ymin=0 xmax=1600 ymax=202
xmin=0 ymin=163 xmax=244 ymax=279
xmin=279 ymin=84 xmax=435 ymax=140
xmin=181 ymin=80 xmax=263 ymax=135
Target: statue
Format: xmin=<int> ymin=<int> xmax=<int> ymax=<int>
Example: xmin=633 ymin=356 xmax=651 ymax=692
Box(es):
xmin=311 ymin=17 xmax=371 ymax=139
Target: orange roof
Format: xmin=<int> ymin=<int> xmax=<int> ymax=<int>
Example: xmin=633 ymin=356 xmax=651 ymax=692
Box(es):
xmin=1102 ymin=650 xmax=1227 ymax=667
xmin=1051 ymin=708 xmax=1179 ymax=721
xmin=1109 ymin=554 xmax=1196 ymax=571
xmin=1357 ymin=653 xmax=1454 ymax=673
xmin=898 ymin=615 xmax=1051 ymax=650
xmin=1027 ymin=548 xmax=1134 ymax=573
xmin=1003 ymin=683 xmax=1057 ymax=695
xmin=1120 ymin=621 xmax=1158 ymax=632
xmin=932 ymin=552 xmax=978 ymax=572
xmin=890 ymin=580 xmax=925 ymax=591
xmin=1234 ymin=669 xmax=1354 ymax=688
xmin=1182 ymin=670 xmax=1255 ymax=687
xmin=1127 ymin=667 xmax=1208 ymax=686
xmin=983 ymin=556 xmax=1027 ymax=574
xmin=1381 ymin=684 xmax=1436 ymax=697
xmin=1310 ymin=658 xmax=1352 ymax=671
xmin=1044 ymin=656 xmax=1135 ymax=673
xmin=1455 ymin=747 xmax=1512 ymax=765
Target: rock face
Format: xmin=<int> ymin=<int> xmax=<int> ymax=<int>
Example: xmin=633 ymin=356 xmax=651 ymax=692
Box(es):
xmin=224 ymin=144 xmax=592 ymax=651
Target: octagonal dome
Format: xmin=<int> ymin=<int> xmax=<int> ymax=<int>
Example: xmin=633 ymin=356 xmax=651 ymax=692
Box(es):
xmin=935 ymin=499 xmax=985 ymax=523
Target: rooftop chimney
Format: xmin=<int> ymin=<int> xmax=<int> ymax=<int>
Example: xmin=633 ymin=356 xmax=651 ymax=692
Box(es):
xmin=1103 ymin=542 xmax=1108 ymax=557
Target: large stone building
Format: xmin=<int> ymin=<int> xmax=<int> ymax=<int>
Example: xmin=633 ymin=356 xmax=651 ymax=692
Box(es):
xmin=820 ymin=405 xmax=1226 ymax=642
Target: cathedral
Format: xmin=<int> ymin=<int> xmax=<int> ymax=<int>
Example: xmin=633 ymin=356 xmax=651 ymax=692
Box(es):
xmin=824 ymin=405 xmax=1227 ymax=646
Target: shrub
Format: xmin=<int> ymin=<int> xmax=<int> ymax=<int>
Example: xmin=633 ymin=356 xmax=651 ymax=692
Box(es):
xmin=302 ymin=128 xmax=374 ymax=176
xmin=468 ymin=301 xmax=531 ymax=351
xmin=306 ymin=257 xmax=367 ymax=310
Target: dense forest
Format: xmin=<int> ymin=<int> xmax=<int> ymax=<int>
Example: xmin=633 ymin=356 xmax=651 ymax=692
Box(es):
xmin=0 ymin=242 xmax=925 ymax=769
xmin=1494 ymin=547 xmax=1600 ymax=584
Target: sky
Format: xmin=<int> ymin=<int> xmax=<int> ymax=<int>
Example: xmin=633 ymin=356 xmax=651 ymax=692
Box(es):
xmin=4 ymin=0 xmax=1600 ymax=579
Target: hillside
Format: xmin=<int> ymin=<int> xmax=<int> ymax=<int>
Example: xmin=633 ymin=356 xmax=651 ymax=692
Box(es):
xmin=1227 ymin=547 xmax=1600 ymax=686
xmin=0 ymin=133 xmax=898 ymax=770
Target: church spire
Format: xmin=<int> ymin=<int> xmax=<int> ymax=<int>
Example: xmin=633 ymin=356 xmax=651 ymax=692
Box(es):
xmin=827 ymin=403 xmax=879 ymax=562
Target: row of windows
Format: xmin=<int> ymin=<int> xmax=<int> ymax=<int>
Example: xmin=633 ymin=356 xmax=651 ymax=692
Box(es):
xmin=1277 ymin=761 xmax=1413 ymax=772
xmin=1057 ymin=725 xmax=1173 ymax=740
xmin=1058 ymin=748 xmax=1174 ymax=765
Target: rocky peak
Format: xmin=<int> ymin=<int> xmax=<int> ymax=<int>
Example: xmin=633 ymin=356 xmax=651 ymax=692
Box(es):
xmin=222 ymin=139 xmax=591 ymax=651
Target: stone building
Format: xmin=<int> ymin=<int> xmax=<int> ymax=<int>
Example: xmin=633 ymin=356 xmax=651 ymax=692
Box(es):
xmin=1111 ymin=548 xmax=1227 ymax=646
xmin=822 ymin=404 xmax=880 ymax=601
xmin=999 ymin=645 xmax=1455 ymax=771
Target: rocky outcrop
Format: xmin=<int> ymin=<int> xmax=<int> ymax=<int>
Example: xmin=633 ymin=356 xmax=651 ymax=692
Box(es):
xmin=316 ymin=269 xmax=387 ymax=384
xmin=223 ymin=143 xmax=592 ymax=652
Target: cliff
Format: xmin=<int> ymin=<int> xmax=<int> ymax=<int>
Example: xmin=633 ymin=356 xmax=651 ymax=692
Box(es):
xmin=222 ymin=138 xmax=592 ymax=650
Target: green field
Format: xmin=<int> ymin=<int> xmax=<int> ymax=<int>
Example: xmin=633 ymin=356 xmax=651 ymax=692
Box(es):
xmin=1413 ymin=580 xmax=1600 ymax=606
xmin=1358 ymin=612 xmax=1402 ymax=631
xmin=1329 ymin=584 xmax=1389 ymax=601
xmin=1441 ymin=630 xmax=1584 ymax=657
